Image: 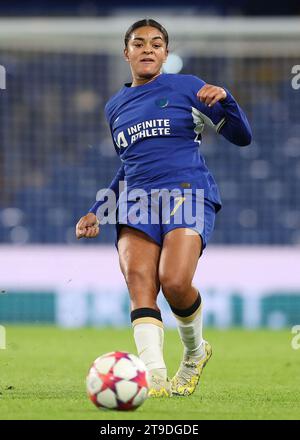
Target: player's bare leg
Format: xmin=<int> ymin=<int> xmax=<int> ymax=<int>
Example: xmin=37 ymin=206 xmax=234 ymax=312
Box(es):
xmin=159 ymin=228 xmax=212 ymax=396
xmin=118 ymin=226 xmax=171 ymax=397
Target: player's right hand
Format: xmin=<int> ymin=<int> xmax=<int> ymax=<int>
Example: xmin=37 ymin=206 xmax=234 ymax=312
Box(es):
xmin=76 ymin=213 xmax=100 ymax=239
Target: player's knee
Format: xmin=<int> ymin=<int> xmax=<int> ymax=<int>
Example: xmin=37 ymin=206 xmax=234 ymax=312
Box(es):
xmin=160 ymin=271 xmax=190 ymax=298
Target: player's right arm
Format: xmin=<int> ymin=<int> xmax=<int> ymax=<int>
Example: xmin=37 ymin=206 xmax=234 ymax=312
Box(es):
xmin=76 ymin=99 xmax=124 ymax=240
xmin=75 ymin=163 xmax=125 ymax=239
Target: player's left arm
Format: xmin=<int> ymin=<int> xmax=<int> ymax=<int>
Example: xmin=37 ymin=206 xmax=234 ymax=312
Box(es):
xmin=197 ymin=83 xmax=252 ymax=146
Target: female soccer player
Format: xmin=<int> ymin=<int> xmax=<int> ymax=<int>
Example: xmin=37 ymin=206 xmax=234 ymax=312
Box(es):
xmin=76 ymin=19 xmax=252 ymax=397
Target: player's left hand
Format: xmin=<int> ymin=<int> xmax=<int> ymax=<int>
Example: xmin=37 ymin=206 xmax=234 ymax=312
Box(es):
xmin=197 ymin=84 xmax=227 ymax=107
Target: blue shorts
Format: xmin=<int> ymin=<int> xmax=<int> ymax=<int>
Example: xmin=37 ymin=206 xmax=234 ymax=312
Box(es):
xmin=115 ymin=185 xmax=216 ymax=256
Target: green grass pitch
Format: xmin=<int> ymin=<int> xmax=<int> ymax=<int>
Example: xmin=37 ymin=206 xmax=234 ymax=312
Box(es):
xmin=0 ymin=326 xmax=299 ymax=420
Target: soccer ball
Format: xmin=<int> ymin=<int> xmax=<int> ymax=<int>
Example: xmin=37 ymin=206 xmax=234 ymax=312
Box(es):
xmin=86 ymin=351 xmax=149 ymax=411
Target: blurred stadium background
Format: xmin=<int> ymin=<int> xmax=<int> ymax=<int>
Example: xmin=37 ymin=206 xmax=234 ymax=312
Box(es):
xmin=0 ymin=1 xmax=300 ymax=330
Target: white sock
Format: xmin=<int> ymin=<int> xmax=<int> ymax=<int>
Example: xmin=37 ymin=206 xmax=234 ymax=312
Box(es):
xmin=133 ymin=321 xmax=167 ymax=380
xmin=173 ymin=299 xmax=205 ymax=360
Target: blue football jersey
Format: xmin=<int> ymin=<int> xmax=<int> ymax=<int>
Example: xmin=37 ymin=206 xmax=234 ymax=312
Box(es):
xmin=89 ymin=73 xmax=251 ymax=214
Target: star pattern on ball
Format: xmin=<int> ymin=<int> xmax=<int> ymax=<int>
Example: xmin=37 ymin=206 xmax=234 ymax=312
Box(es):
xmin=100 ymin=372 xmax=122 ymax=393
xmin=131 ymin=370 xmax=148 ymax=388
xmin=103 ymin=351 xmax=131 ymax=362
xmin=114 ymin=351 xmax=131 ymax=361
xmin=117 ymin=400 xmax=135 ymax=411
xmin=87 ymin=351 xmax=148 ymax=411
